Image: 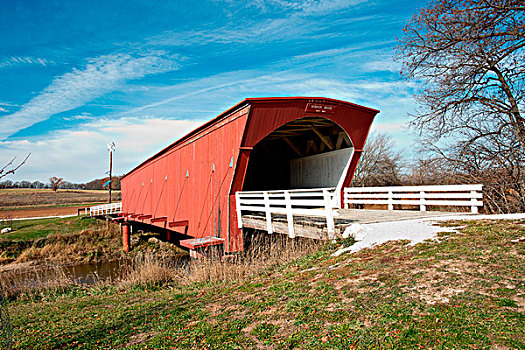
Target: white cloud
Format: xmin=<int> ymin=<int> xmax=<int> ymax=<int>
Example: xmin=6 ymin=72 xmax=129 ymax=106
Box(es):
xmin=62 ymin=113 xmax=96 ymax=121
xmin=271 ymin=0 xmax=369 ymax=16
xmin=0 ymin=56 xmax=54 ymax=69
xmin=146 ymin=3 xmax=377 ymax=49
xmin=0 ymin=52 xmax=181 ymax=140
xmin=372 ymin=121 xmax=407 ymax=132
xmin=0 ymin=117 xmax=202 ymax=183
xmin=362 ymin=58 xmax=401 ymax=73
xmin=220 ymin=0 xmax=369 ymax=16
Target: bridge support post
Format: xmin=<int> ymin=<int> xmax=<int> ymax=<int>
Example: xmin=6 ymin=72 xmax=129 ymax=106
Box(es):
xmin=166 ymin=229 xmax=172 ymax=243
xmin=122 ymin=223 xmax=130 ymax=253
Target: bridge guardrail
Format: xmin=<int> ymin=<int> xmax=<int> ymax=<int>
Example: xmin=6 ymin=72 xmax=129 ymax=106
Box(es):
xmin=343 ymin=184 xmax=483 ymax=213
xmin=235 ymin=188 xmax=337 ymax=239
xmin=89 ymin=202 xmax=122 ymax=216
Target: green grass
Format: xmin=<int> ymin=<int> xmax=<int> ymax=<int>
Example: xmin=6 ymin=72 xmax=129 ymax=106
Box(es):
xmin=0 ymin=217 xmax=99 ymax=242
xmin=6 ymin=219 xmax=525 ymax=349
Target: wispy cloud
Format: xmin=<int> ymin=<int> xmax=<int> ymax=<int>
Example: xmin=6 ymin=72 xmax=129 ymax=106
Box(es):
xmin=267 ymin=0 xmax=370 ymax=16
xmin=146 ymin=1 xmax=376 ymax=48
xmin=0 ymin=52 xmax=181 ymax=140
xmin=0 ymin=56 xmax=54 ymax=69
xmin=62 ymin=113 xmax=96 ymax=121
xmin=0 ymin=102 xmax=18 ymax=113
xmin=220 ymin=0 xmax=370 ymax=16
xmin=362 ymin=58 xmax=401 ymax=73
xmin=0 ymin=117 xmax=202 ymax=182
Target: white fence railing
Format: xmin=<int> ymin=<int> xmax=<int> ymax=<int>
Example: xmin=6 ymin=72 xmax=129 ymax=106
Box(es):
xmin=343 ymin=184 xmax=483 ymax=213
xmin=235 ymin=188 xmax=337 ymax=238
xmin=89 ymin=202 xmax=122 ymax=216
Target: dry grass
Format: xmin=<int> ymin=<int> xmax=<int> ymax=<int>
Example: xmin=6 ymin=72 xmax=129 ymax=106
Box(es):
xmin=188 ymin=234 xmax=322 ymax=284
xmin=1 ymin=230 xmax=324 ymax=299
xmin=118 ymin=233 xmax=324 ymax=288
xmin=0 ymin=265 xmax=72 ymax=299
xmin=116 ymin=252 xmax=188 ymax=288
xmin=12 ymin=225 xmax=122 ymax=265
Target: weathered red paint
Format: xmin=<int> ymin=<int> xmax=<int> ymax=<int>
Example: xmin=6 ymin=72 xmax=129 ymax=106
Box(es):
xmin=121 ymin=97 xmax=379 ymax=252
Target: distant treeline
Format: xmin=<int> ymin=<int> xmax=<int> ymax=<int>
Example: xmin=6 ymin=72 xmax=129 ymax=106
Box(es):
xmin=0 ymin=176 xmax=121 ymax=190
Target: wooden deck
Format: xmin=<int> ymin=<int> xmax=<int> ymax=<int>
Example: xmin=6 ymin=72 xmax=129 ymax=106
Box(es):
xmin=241 ymin=209 xmax=467 ymax=239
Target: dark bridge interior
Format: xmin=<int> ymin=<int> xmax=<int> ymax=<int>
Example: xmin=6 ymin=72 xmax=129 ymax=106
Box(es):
xmin=242 ymin=116 xmax=353 ymax=191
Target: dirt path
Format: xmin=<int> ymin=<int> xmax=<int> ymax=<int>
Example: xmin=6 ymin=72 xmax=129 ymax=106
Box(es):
xmin=1 ymin=205 xmax=92 ymax=219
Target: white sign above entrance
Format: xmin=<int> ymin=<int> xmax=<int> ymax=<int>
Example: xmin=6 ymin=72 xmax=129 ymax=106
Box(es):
xmin=305 ymin=103 xmax=336 ymax=114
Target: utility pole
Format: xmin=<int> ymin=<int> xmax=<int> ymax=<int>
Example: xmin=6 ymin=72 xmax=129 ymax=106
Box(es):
xmin=107 ymin=142 xmax=116 ymax=204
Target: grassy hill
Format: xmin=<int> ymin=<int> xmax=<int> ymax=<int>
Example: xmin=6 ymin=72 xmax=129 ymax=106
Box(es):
xmin=5 ymin=219 xmax=524 ymax=349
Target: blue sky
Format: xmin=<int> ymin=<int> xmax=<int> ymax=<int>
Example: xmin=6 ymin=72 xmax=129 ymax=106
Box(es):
xmin=0 ymin=0 xmax=425 ymax=182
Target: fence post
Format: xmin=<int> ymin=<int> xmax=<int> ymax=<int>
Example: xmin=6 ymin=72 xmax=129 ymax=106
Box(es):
xmin=263 ymin=191 xmax=273 ymax=234
xmin=420 ymin=191 xmax=426 ymax=212
xmin=344 ymin=188 xmax=349 ymax=209
xmin=471 ymin=190 xmax=478 ymax=214
xmin=284 ymin=191 xmax=295 ymax=238
xmin=235 ymin=192 xmax=243 ymax=228
xmin=388 ymin=190 xmax=393 ymax=210
xmin=323 ymin=189 xmax=335 ymax=239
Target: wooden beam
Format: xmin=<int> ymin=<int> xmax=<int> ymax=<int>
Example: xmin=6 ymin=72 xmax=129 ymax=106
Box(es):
xmin=180 ymin=237 xmax=225 ymax=250
xmin=340 ymin=132 xmax=351 ymax=147
xmin=150 ymin=216 xmax=167 ymax=223
xmin=138 ymin=214 xmax=152 ymax=220
xmin=305 ymin=140 xmax=318 ymax=155
xmin=336 ymin=132 xmax=350 ymax=149
xmin=310 ymin=126 xmax=334 ymax=150
xmin=168 ymin=220 xmax=189 ymax=228
xmin=282 ymin=137 xmax=302 ymax=157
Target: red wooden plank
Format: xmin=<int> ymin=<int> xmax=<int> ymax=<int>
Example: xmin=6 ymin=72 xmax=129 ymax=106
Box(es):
xmin=180 ymin=237 xmax=225 ymax=250
xmin=138 ymin=214 xmax=152 ymax=220
xmin=168 ymin=220 xmax=189 ymax=228
xmin=150 ymin=216 xmax=167 ymax=223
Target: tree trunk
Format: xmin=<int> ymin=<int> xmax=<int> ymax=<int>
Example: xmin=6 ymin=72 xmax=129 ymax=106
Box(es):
xmin=492 ymin=66 xmax=525 ymax=152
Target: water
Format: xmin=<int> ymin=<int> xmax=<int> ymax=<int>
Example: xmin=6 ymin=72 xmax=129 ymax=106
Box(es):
xmin=2 ymin=253 xmax=192 ymax=292
xmin=1 ymin=259 xmax=132 ymax=291
xmin=64 ymin=259 xmax=131 ymax=285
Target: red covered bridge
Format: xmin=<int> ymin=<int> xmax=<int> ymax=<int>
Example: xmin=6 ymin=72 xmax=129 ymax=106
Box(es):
xmin=118 ymin=97 xmax=378 ymax=254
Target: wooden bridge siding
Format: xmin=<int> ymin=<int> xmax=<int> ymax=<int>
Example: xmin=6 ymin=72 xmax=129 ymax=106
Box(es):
xmin=121 ymin=109 xmax=249 ymax=242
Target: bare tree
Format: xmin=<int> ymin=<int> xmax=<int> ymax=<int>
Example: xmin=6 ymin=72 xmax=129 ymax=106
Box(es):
xmin=397 ymin=0 xmax=525 ymax=151
xmin=405 ymin=157 xmax=454 ymax=185
xmin=397 ymin=0 xmax=525 ymax=213
xmin=0 ymin=153 xmax=30 ymax=180
xmin=49 ymin=177 xmax=64 ymax=192
xmin=353 ymin=133 xmax=404 ymax=187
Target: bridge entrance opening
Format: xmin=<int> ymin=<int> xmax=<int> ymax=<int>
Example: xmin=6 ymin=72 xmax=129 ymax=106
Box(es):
xmin=242 ymin=116 xmax=354 ymax=191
